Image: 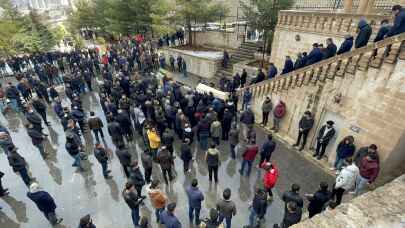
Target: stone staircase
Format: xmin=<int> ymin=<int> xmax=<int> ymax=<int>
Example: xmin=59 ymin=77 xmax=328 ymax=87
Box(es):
xmin=214 ymin=42 xmax=260 ymax=80
xmin=238 ymin=33 xmax=405 ymax=170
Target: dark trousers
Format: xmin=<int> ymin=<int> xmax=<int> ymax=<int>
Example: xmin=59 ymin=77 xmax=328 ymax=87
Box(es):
xmin=315 ymin=141 xmax=328 ymax=157
xmin=93 ymin=129 xmax=104 ymax=142
xmin=19 ymin=167 xmax=31 ymax=186
xmin=122 ymin=164 xmax=130 ymax=178
xmin=39 ymin=111 xmax=48 ymax=124
xmin=161 ymin=168 xmax=173 ymax=184
xmin=189 ymin=206 xmax=201 ymax=225
xmin=208 ymin=166 xmax=218 ymax=183
xmin=183 ymin=160 xmax=191 ymax=172
xmin=212 ymin=137 xmax=220 ymax=146
xmin=101 ymin=161 xmax=108 ymax=177
xmin=230 ymin=144 xmax=236 ymax=159
xmin=330 ymin=187 xmax=345 ymax=207
xmin=222 ymin=129 xmax=230 ymax=140
xmin=296 ymin=130 xmax=309 ymax=148
xmin=144 ymin=167 xmax=152 ymax=183
xmin=259 ymin=154 xmax=271 ymax=165
xmin=262 ymin=111 xmax=269 ymax=125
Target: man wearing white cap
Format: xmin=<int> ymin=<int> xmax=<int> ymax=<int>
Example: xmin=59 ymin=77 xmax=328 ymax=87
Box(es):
xmin=27 ymin=182 xmax=63 ymax=226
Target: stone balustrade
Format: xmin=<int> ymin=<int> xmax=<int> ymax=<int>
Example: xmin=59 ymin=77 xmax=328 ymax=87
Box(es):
xmin=241 ymin=33 xmax=405 ymax=98
xmin=277 ymin=10 xmax=391 ymax=37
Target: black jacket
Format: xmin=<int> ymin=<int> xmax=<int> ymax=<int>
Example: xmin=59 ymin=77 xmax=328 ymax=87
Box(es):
xmin=298 ymin=116 xmax=314 ymax=132
xmin=282 ymin=191 xmax=304 ymax=211
xmin=323 ymin=43 xmax=337 ymax=59
xmin=374 ymin=25 xmax=390 ymax=42
xmin=115 ymin=148 xmax=132 ymax=166
xmin=282 ymin=207 xmax=302 ymax=228
xmin=8 ymin=152 xmax=26 ymax=172
xmin=317 ymin=125 xmax=336 ymax=144
xmin=307 ymin=190 xmax=331 ymax=215
xmin=122 ymin=189 xmax=143 ymax=209
xmin=94 ymin=147 xmax=108 ymax=163
xmin=26 ymin=112 xmax=42 ymax=125
xmin=108 ymin=121 xmax=123 ymax=140
xmin=355 ymin=21 xmax=372 ymax=48
xmin=180 ymin=143 xmax=192 ymax=162
xmin=129 ymin=168 xmax=145 ymax=187
xmin=32 ymin=100 xmax=47 ymax=114
xmin=27 ymin=128 xmax=44 ymax=145
xmin=252 ymin=191 xmax=267 ymax=219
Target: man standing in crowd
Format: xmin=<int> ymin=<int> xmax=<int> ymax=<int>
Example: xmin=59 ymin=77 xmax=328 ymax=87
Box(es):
xmin=293 ymin=111 xmax=314 ymax=151
xmin=313 ymin=120 xmax=335 ymax=160
xmin=186 ymin=179 xmax=204 ymax=226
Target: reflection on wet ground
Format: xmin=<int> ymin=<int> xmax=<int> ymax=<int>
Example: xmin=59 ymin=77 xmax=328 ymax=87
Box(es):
xmin=0 ymin=92 xmax=333 ymax=228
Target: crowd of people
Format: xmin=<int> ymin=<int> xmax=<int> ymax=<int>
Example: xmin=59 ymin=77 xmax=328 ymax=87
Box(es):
xmin=217 ymin=5 xmax=405 ymax=94
xmin=0 ymin=4 xmax=403 ymax=228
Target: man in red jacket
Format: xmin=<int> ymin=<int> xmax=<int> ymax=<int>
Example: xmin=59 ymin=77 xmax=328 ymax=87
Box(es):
xmin=262 ymin=162 xmax=279 ymax=200
xmin=239 ymin=140 xmax=259 ymax=176
xmin=354 ymin=153 xmax=379 ymax=196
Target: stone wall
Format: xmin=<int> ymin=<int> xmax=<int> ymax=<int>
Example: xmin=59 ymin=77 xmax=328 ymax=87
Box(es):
xmin=248 ymin=42 xmax=405 ymax=184
xmin=270 ymin=10 xmax=390 ymax=68
xmin=193 ymin=30 xmax=243 ymax=50
xmin=160 ymin=48 xmax=222 ymax=79
xmin=292 ymin=174 xmax=405 ymax=228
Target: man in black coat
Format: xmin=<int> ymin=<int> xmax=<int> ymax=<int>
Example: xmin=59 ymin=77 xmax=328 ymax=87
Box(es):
xmin=116 ymin=109 xmax=134 ymax=142
xmin=32 ymin=98 xmax=50 ymax=126
xmin=108 ymin=117 xmax=124 ymax=147
xmin=306 ymin=182 xmax=331 ymax=218
xmin=128 ymin=161 xmax=146 ymax=196
xmin=26 ymin=123 xmax=47 ymax=157
xmin=25 ymin=106 xmax=44 ymax=134
xmin=94 ymin=143 xmax=111 ymax=178
xmin=337 ymin=35 xmax=354 ymax=55
xmin=7 ymin=146 xmax=31 ymax=186
xmin=314 ymin=120 xmax=336 ymax=160
xmin=355 ymin=19 xmax=372 ymax=48
xmin=248 ymin=188 xmax=268 ymax=227
xmin=221 ymin=109 xmax=233 ymax=140
xmin=122 ymin=181 xmax=146 ymax=227
xmin=323 ymin=38 xmax=337 ymax=59
xmin=27 ymin=182 xmax=63 ymax=225
xmin=259 ymin=134 xmax=276 ymax=165
xmin=386 ymin=5 xmax=405 ymax=37
xmin=374 ymin=19 xmax=390 ymax=42
xmin=293 ymin=111 xmax=314 ymax=151
xmin=282 ymin=184 xmax=304 ymax=213
xmin=115 ymin=144 xmax=132 ymax=178
xmin=281 ymin=201 xmax=302 ymax=228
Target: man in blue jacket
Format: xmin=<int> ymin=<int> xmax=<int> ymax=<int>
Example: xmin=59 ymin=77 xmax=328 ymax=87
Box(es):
xmin=305 ymin=43 xmax=323 ymax=65
xmin=337 ymin=35 xmax=354 ymax=55
xmin=267 ymin=63 xmax=278 ymax=79
xmin=281 ymin=56 xmax=294 ymax=75
xmin=160 ymin=202 xmax=182 ymax=228
xmin=186 ymin=179 xmax=205 ymax=225
xmin=355 ymin=19 xmax=372 ymax=48
xmin=387 ymin=5 xmax=405 ymax=37
xmin=27 ymin=182 xmax=63 ymax=225
xmin=374 ymin=19 xmax=391 ymax=42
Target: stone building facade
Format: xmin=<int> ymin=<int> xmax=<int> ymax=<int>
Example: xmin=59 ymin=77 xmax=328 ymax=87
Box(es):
xmin=245 ymin=30 xmax=405 ymax=184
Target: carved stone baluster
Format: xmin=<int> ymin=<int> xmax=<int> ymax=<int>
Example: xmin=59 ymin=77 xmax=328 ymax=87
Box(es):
xmin=327 ymin=62 xmax=338 ymax=80
xmin=346 ymin=55 xmax=361 ymax=74
xmin=350 ymin=18 xmax=359 ymax=34
xmin=398 ymin=42 xmax=405 ymax=60
xmin=278 ymin=79 xmax=283 ymax=91
xmin=323 ymin=17 xmax=333 ymax=33
xmin=303 ymin=70 xmax=313 ymax=85
xmin=282 ymin=78 xmax=288 ymax=90
xmin=358 ymin=51 xmax=373 ymax=71
xmin=287 ymin=14 xmax=293 ymax=26
xmin=336 ymin=59 xmax=349 ymax=76
xmin=319 ymin=16 xmax=327 ymax=31
xmin=286 ymin=76 xmax=293 ymax=89
xmin=341 ymin=18 xmax=352 ymax=33
xmin=318 ymin=64 xmax=328 ymax=82
xmin=312 ymin=66 xmax=322 ymax=84
xmin=385 ymin=41 xmax=402 ymax=64
xmin=297 ymin=73 xmax=305 ymax=87
xmin=278 ymin=14 xmax=285 ymax=26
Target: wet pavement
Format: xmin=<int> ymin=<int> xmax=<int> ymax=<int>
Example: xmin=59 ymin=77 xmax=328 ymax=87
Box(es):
xmin=0 ymin=81 xmax=334 ymax=228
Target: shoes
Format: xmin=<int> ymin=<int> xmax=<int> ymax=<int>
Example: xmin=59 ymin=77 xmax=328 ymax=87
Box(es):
xmin=298 ymin=147 xmax=304 ymax=151
xmin=0 ymin=190 xmax=9 ymax=197
xmin=55 ymin=218 xmax=63 ymax=225
xmin=317 ymin=156 xmax=322 ymax=160
xmin=292 ymin=144 xmax=298 ymax=147
xmin=312 ymin=154 xmax=318 ymax=157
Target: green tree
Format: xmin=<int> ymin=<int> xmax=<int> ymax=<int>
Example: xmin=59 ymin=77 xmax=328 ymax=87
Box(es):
xmin=240 ymin=0 xmax=293 ymax=63
xmin=173 ymin=0 xmax=228 ymax=46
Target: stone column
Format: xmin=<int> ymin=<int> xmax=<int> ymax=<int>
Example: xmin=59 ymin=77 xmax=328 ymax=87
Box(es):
xmin=357 ymin=0 xmax=375 ymax=14
xmin=344 ymin=0 xmax=353 ymax=13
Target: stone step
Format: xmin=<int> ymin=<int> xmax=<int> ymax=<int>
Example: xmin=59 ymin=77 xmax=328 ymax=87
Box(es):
xmin=238 ymin=47 xmax=257 ymax=54
xmin=242 ymin=42 xmax=259 ymax=48
xmin=232 ymin=52 xmax=253 ymax=58
xmin=231 ymin=55 xmax=251 ymax=62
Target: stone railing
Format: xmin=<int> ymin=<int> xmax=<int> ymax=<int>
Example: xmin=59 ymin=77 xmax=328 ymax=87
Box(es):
xmin=239 ymin=33 xmax=405 ymax=98
xmin=277 ymin=10 xmax=391 ymax=37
